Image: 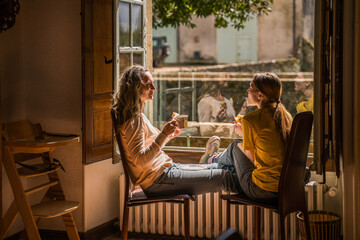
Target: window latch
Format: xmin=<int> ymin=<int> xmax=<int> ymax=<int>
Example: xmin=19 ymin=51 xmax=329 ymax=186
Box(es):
xmin=104 ymin=56 xmax=113 ymax=64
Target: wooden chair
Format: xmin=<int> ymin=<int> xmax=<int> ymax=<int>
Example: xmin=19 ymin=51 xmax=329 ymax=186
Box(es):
xmin=221 ymin=111 xmax=313 ymax=240
xmin=1 ymin=120 xmax=80 ymax=240
xmin=111 ymin=109 xmax=195 ymax=240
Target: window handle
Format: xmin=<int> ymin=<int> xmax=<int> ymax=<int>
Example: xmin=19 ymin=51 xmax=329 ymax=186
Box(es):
xmin=104 ymin=56 xmax=113 ymax=64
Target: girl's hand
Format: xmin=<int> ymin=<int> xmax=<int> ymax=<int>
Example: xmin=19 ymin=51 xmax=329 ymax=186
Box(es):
xmin=216 ymin=108 xmax=227 ymax=122
xmin=161 ymin=119 xmax=178 ymax=136
xmin=239 ymin=100 xmax=249 ymax=115
xmin=169 ymin=128 xmax=181 ymax=139
xmin=234 ymin=122 xmax=243 ymax=137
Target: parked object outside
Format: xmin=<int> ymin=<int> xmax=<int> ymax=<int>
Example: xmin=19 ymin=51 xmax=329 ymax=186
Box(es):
xmin=153 ymin=36 xmax=170 ymax=67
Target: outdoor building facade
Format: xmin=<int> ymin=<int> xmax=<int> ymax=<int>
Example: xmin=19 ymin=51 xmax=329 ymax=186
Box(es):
xmin=153 ymin=0 xmax=312 ymax=65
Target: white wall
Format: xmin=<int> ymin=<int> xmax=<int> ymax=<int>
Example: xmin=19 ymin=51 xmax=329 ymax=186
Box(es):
xmin=0 ymin=1 xmax=26 ymax=123
xmin=1 ymin=1 xmax=32 ymax=236
xmin=0 ymin=0 xmax=83 ymax=236
xmin=20 ymin=1 xmax=84 ymax=231
xmin=83 ymin=159 xmax=122 ymax=231
xmin=0 ymin=0 xmax=125 ymax=236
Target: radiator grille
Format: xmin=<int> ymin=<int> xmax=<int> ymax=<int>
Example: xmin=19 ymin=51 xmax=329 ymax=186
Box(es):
xmin=119 ymin=175 xmax=324 ymax=239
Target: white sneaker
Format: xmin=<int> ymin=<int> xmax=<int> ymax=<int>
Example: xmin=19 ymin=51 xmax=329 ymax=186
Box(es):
xmin=199 ymin=136 xmax=221 ymax=164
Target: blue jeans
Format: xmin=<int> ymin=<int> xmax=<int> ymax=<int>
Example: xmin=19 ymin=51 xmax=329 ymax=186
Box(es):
xmin=216 ymin=141 xmax=278 ymax=204
xmin=143 ymin=162 xmax=239 ymax=197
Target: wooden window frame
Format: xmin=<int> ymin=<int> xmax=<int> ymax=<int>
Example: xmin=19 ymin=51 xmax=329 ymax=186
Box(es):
xmin=115 ymin=0 xmax=146 ymax=80
xmin=113 ymin=0 xmax=147 ymax=164
xmin=314 ymin=0 xmax=342 ymax=180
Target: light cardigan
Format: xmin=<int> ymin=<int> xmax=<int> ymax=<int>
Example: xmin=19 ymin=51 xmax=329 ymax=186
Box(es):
xmin=119 ymin=113 xmax=173 ymax=189
xmin=197 ymin=95 xmax=236 ymax=136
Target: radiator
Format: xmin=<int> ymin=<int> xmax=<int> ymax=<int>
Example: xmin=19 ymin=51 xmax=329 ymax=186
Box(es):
xmin=119 ymin=175 xmax=325 ymax=239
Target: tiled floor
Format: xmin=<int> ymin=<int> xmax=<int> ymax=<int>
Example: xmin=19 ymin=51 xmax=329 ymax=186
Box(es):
xmin=104 ymin=236 xmax=179 ymax=240
xmin=103 ymin=234 xmax=205 ymax=240
xmin=103 ymin=231 xmax=212 ymax=240
xmin=103 ymin=229 xmax=242 ymax=240
xmin=103 ymin=228 xmax=242 ymax=240
xmin=5 ymin=232 xmax=195 ymax=240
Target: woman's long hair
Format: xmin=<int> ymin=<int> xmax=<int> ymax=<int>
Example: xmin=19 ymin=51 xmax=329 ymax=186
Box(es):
xmin=112 ymin=65 xmax=148 ymax=126
xmin=198 ymin=81 xmax=222 ymax=101
xmin=252 ymin=73 xmax=292 ymax=144
xmin=197 ymin=73 xmax=230 ymax=101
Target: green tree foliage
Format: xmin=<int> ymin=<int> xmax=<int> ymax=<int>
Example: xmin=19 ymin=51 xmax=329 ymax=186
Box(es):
xmin=152 ymin=0 xmax=274 ymax=30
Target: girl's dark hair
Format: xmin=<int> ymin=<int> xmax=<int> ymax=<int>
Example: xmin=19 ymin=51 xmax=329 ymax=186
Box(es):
xmin=112 ymin=65 xmax=148 ymax=126
xmin=252 ymin=73 xmax=292 ymax=143
xmin=198 ymin=81 xmax=223 ymax=100
xmin=198 ymin=73 xmax=230 ymax=101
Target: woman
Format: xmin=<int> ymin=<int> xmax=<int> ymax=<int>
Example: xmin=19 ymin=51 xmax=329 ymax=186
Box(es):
xmin=204 ymin=73 xmax=292 ymax=204
xmin=197 ymin=73 xmax=236 ymax=136
xmin=112 ymin=65 xmax=238 ymax=197
xmin=294 ymin=80 xmax=314 ymax=113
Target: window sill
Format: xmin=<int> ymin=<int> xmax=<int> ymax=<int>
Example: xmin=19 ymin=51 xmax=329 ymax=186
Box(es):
xmin=163 ymin=147 xmax=204 ymax=164
xmin=164 ymin=146 xmax=317 ymax=167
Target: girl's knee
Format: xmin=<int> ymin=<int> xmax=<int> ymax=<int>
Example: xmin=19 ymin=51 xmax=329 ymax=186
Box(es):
xmin=229 ymin=140 xmax=241 ymax=151
xmin=230 ymin=141 xmax=242 ymax=154
xmin=231 ymin=140 xmax=241 ymax=146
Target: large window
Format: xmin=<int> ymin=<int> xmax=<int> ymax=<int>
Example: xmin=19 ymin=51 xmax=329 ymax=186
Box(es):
xmin=113 ymin=0 xmax=146 ymax=163
xmin=152 ymin=72 xmax=314 ymax=150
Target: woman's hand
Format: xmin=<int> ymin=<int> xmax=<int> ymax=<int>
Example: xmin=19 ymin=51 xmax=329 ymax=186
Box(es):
xmin=161 ymin=119 xmax=178 ymax=136
xmin=216 ymin=107 xmax=227 ymax=122
xmin=234 ymin=122 xmax=243 ymax=137
xmin=168 ymin=128 xmax=181 ymax=139
xmin=239 ymin=100 xmax=249 ymax=115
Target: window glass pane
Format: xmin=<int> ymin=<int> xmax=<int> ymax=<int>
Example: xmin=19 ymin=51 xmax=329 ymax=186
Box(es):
xmin=120 ymin=53 xmax=131 ymax=74
xmin=179 ymin=92 xmax=194 ymax=121
xmin=292 ymin=79 xmax=314 ymax=154
xmin=119 ymin=2 xmax=130 ymax=47
xmin=152 ymin=72 xmax=314 ymax=148
xmin=153 ymin=39 xmax=158 ymax=47
xmin=293 ymin=80 xmax=314 ymax=113
xmin=133 ymin=53 xmax=143 ymax=65
xmin=166 ymin=81 xmax=178 ymax=89
xmin=165 ymin=93 xmax=178 ymax=120
xmin=132 ymin=4 xmax=142 ymax=47
xmin=196 ymin=79 xmax=241 ymax=138
xmin=181 ymin=80 xmax=192 ymax=88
